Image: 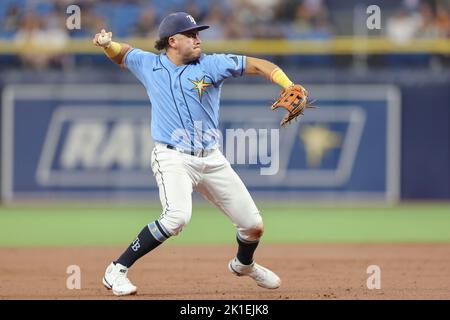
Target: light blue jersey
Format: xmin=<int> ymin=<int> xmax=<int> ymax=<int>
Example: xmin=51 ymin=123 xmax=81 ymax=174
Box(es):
xmin=124 ymin=49 xmax=246 ymax=151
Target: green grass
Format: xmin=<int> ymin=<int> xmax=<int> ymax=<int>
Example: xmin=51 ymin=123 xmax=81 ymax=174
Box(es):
xmin=0 ymin=203 xmax=449 ymax=246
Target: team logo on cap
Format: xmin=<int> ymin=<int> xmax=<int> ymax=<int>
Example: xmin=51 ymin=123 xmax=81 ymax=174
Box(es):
xmin=186 ymin=15 xmax=196 ymax=24
xmin=189 ymin=76 xmax=212 ymax=100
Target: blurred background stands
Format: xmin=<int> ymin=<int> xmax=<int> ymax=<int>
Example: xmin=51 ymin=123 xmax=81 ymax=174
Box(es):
xmin=0 ymin=0 xmax=448 ymax=70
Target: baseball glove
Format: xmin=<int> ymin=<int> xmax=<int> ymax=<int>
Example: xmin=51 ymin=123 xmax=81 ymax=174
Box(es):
xmin=271 ymin=84 xmax=314 ymax=126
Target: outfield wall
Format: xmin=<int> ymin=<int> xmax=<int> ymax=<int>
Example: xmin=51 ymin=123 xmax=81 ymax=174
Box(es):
xmin=1 ymin=83 xmax=400 ymax=203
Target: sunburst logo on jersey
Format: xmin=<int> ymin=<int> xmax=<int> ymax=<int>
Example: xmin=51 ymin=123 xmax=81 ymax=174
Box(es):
xmin=189 ymin=76 xmax=212 ymax=100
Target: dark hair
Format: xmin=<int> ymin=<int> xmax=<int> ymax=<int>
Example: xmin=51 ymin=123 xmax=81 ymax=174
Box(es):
xmin=154 ymin=37 xmax=169 ymax=51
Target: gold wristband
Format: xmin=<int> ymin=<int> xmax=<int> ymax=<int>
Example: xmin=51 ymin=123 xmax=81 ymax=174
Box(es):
xmin=270 ymin=68 xmax=294 ymax=89
xmin=103 ymin=42 xmax=121 ymax=58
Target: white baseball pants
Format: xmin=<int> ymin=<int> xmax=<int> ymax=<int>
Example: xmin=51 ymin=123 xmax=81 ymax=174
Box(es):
xmin=150 ymin=142 xmax=262 ymax=240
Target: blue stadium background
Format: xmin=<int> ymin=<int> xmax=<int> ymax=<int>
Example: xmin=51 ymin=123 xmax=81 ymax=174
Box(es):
xmin=0 ymin=0 xmax=449 ymax=201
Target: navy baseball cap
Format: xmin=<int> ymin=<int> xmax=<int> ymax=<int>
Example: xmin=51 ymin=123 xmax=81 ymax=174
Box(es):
xmin=158 ymin=12 xmax=209 ymax=39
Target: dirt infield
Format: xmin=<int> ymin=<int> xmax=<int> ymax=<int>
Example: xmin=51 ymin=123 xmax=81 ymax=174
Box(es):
xmin=1 ymin=244 xmax=449 ymax=300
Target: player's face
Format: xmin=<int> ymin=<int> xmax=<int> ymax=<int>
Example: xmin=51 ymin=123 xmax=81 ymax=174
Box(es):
xmin=173 ymin=30 xmax=202 ymax=62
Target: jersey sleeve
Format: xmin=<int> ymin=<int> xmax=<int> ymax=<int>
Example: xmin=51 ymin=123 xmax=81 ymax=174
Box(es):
xmin=124 ymin=48 xmax=155 ymax=85
xmin=204 ymin=54 xmax=246 ymax=83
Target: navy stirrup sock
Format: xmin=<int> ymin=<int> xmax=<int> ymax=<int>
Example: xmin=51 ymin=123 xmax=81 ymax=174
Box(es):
xmin=115 ymin=220 xmax=170 ymax=268
xmin=236 ymin=234 xmax=260 ymax=265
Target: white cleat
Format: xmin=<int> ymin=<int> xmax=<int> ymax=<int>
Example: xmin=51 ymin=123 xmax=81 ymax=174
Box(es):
xmin=102 ymin=262 xmax=137 ymax=296
xmin=228 ymin=257 xmax=281 ymax=289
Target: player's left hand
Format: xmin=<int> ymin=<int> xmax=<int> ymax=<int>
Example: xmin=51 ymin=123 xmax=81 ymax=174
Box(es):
xmin=271 ymin=84 xmax=314 ymax=127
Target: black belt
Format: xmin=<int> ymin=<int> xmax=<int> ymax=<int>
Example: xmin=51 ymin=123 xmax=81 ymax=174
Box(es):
xmin=166 ymin=144 xmax=213 ymax=157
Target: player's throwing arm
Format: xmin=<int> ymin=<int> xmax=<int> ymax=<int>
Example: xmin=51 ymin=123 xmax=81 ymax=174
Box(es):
xmin=92 ymin=29 xmax=131 ymax=66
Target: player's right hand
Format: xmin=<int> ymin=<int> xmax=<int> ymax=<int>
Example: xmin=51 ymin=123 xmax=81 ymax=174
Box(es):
xmin=93 ymin=29 xmax=112 ymax=48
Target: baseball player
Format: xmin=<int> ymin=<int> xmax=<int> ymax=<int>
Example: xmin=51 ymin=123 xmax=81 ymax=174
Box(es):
xmin=94 ymin=12 xmax=306 ymax=296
